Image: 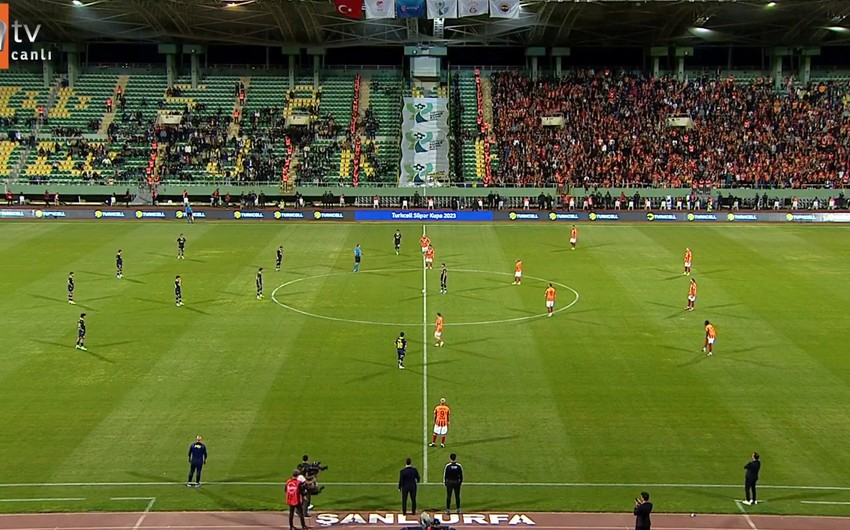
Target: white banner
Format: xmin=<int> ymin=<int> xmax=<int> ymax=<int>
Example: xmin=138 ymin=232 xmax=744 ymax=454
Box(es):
xmin=365 ymin=0 xmax=396 ymax=19
xmin=400 ymin=98 xmax=450 ymax=185
xmin=488 ymin=0 xmax=519 ymax=18
xmin=458 ymin=0 xmax=487 ymax=17
xmin=427 ymin=0 xmax=457 ymax=18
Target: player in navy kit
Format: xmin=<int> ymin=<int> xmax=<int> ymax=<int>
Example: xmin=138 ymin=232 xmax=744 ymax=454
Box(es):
xmin=116 ymin=250 xmax=123 ymax=279
xmin=440 ymin=263 xmax=448 ymax=294
xmin=177 ymin=234 xmax=187 ymax=260
xmin=75 ymin=313 xmax=87 ymax=351
xmin=256 ymin=268 xmax=264 ymax=299
xmin=396 ymin=332 xmax=407 ymax=370
xmin=67 ymin=272 xmax=76 ymax=304
xmin=394 ymin=230 xmax=402 ymax=255
xmin=175 ymin=275 xmax=183 ymax=306
xmin=275 ymin=246 xmax=283 ymax=271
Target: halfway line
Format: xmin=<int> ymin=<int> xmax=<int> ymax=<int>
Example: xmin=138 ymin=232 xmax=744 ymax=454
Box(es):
xmin=421 ymin=224 xmax=429 ymax=483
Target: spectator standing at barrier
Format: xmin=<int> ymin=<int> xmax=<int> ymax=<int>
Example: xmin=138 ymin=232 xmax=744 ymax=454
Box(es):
xmin=285 ymin=470 xmax=308 ymax=530
xmin=633 ymin=491 xmax=652 ymax=530
xmin=443 ymin=453 xmax=463 ymax=514
xmin=186 ymin=435 xmax=207 ymax=487
xmin=744 ymin=452 xmax=761 ymax=505
xmin=399 ymin=457 xmax=421 ymax=515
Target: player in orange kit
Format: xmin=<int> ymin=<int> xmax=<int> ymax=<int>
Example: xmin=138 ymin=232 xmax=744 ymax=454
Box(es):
xmin=425 ymin=245 xmax=435 ymax=270
xmin=419 ymin=234 xmax=431 ymax=254
xmin=569 ymin=225 xmax=578 ymax=250
xmin=434 ymin=312 xmax=444 ymax=347
xmin=545 ymin=283 xmax=556 ymax=317
xmin=429 ymin=398 xmax=451 ymax=447
xmin=683 ymin=248 xmax=693 ymax=276
xmin=685 ymin=278 xmax=697 ymax=311
xmin=513 ymin=259 xmax=523 ymax=285
xmin=703 ymin=320 xmax=717 ymax=356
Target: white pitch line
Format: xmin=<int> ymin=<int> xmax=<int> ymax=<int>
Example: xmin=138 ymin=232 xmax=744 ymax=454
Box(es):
xmin=735 ymin=500 xmax=758 ymax=530
xmin=801 ymin=501 xmax=850 ymax=505
xmin=0 ymin=497 xmax=84 ymax=502
xmin=270 ymin=269 xmax=580 ymax=327
xmin=0 ymin=481 xmax=849 ymax=491
xmin=421 ymin=224 xmax=429 ymax=483
xmin=132 ymin=498 xmax=156 ymax=530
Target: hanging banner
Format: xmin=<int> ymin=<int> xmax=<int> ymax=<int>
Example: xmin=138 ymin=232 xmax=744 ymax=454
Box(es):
xmin=397 ymin=0 xmax=425 ymax=17
xmin=488 ymin=0 xmax=519 ymax=18
xmin=427 ymin=0 xmax=457 ymax=18
xmin=364 ymin=0 xmax=396 ymax=19
xmin=399 ymin=98 xmax=450 ymax=185
xmin=334 ymin=0 xmax=364 ymax=19
xmin=458 ymin=0 xmax=487 ymax=17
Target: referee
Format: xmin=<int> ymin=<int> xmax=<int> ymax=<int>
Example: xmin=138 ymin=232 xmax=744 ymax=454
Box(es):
xmin=187 ymin=435 xmax=207 ymax=487
xmin=443 ymin=453 xmax=463 ymax=514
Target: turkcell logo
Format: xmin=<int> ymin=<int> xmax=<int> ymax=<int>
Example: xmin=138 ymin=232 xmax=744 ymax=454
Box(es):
xmin=785 ymin=213 xmax=817 ymax=222
xmin=135 ymin=210 xmax=166 ymax=219
xmin=549 ymin=213 xmax=580 ymax=221
xmin=646 ymin=213 xmax=678 ymax=221
xmin=274 ymin=211 xmax=305 ymax=219
xmin=234 ymin=211 xmax=264 ymax=219
xmin=825 ymin=213 xmax=850 ymax=223
xmin=314 ymin=211 xmax=345 ymax=220
xmin=35 ymin=210 xmax=66 ymax=218
xmin=508 ymin=212 xmax=540 ymax=221
xmin=726 ymin=213 xmax=758 ymax=222
xmin=588 ymin=212 xmax=619 ymax=221
xmin=0 ymin=209 xmax=26 ymax=217
xmin=686 ymin=213 xmax=717 ymax=222
xmin=94 ymin=210 xmax=126 ymax=218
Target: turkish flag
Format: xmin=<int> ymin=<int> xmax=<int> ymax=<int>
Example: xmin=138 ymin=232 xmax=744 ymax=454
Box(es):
xmin=334 ymin=0 xmax=363 ymax=18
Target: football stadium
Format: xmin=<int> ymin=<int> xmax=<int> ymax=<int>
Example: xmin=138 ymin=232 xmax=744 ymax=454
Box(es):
xmin=1 ymin=1 xmax=850 ymax=529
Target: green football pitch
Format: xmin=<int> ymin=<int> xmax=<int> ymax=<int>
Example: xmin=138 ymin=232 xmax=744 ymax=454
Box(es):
xmin=2 ymin=221 xmax=850 ymax=516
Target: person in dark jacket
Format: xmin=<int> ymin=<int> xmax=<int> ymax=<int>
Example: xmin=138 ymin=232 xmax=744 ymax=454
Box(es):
xmin=633 ymin=491 xmax=652 ymax=530
xmin=744 ymin=452 xmax=761 ymax=505
xmin=443 ymin=453 xmax=463 ymax=514
xmin=399 ymin=457 xmax=421 ymax=515
xmin=187 ymin=436 xmax=207 ymax=487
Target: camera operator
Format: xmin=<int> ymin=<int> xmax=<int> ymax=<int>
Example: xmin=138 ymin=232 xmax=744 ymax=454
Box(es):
xmin=297 ymin=455 xmax=327 ymax=515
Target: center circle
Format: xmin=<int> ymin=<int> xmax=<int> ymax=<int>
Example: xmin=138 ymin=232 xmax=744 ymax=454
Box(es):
xmin=270 ymin=269 xmax=579 ymax=327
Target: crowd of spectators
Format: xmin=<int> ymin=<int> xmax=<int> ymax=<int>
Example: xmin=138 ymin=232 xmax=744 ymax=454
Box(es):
xmin=298 ymin=141 xmax=341 ymax=185
xmin=491 ymin=70 xmax=850 ymax=189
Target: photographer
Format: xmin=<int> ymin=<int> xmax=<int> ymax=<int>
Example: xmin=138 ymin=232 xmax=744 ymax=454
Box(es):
xmin=633 ymin=492 xmax=652 ymax=530
xmin=297 ymin=455 xmax=327 ymax=515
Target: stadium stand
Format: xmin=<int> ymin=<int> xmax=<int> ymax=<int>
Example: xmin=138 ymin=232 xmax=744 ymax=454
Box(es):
xmin=455 ymin=71 xmax=482 ymax=183
xmin=4 ymin=65 xmax=849 ymax=193
xmin=491 ymin=70 xmax=850 ymax=189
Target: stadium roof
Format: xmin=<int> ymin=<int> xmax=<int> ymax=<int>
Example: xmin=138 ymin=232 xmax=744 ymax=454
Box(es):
xmin=12 ymin=0 xmax=850 ymax=49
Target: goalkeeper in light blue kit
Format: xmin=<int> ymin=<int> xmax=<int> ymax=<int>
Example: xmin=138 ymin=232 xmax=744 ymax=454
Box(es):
xmin=353 ymin=244 xmax=362 ymax=272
